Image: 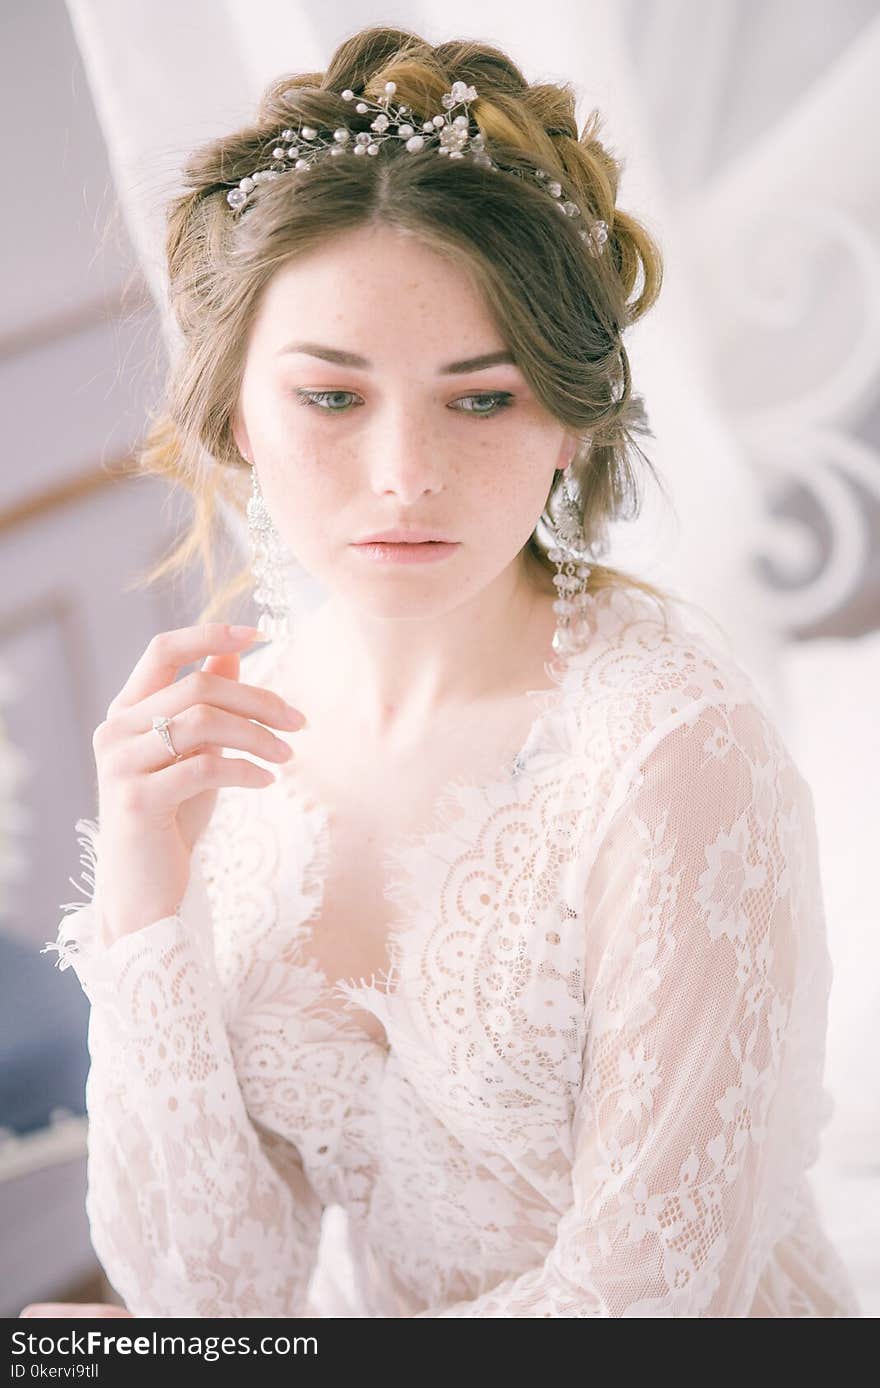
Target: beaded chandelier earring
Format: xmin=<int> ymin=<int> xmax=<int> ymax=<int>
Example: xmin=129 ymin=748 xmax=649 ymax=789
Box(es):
xmin=548 ymin=468 xmax=594 ymax=655
xmin=244 ymin=460 xmax=293 ymax=641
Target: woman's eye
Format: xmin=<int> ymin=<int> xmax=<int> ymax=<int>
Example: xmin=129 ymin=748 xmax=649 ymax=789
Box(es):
xmin=294 ymin=389 xmax=361 ymax=413
xmin=453 ymin=392 xmax=514 ymax=419
xmin=293 ymin=389 xmax=514 ymax=419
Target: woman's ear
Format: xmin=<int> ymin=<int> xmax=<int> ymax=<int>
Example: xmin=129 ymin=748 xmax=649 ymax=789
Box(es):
xmin=231 ymin=412 xmax=252 ymax=463
xmin=557 ymin=432 xmax=581 ymax=470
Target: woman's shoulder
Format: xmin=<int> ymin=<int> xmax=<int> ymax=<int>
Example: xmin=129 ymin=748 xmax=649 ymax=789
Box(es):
xmin=554 ymin=583 xmax=798 ymax=786
xmin=570 ymin=583 xmax=769 ymax=716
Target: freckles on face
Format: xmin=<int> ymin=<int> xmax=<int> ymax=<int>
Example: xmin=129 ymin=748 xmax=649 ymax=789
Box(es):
xmin=243 ymin=391 xmax=561 ymax=603
xmin=235 ymin=226 xmax=570 ymax=596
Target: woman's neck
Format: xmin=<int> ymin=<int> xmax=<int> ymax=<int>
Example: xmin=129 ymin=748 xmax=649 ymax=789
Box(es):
xmin=281 ymin=550 xmax=559 ymax=742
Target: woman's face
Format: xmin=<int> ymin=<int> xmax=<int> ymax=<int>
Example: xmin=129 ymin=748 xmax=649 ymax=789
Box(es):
xmin=233 ymin=223 xmax=577 ymax=620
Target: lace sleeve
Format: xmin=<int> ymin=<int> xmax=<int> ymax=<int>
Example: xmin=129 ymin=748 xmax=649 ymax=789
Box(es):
xmin=42 ymin=818 xmax=325 ymax=1318
xmin=413 ymin=696 xmax=832 ymax=1316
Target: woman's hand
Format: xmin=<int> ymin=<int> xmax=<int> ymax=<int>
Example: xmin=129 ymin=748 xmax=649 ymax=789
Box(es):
xmin=91 ymin=622 xmax=306 ymax=943
xmin=19 ymin=1302 xmax=134 ymax=1317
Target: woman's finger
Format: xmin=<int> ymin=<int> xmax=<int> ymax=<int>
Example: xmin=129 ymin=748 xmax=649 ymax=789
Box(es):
xmin=107 ymin=622 xmax=264 ymax=713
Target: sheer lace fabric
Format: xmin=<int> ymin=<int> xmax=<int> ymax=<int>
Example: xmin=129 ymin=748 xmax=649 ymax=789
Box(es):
xmin=43 ymin=586 xmax=862 ymax=1316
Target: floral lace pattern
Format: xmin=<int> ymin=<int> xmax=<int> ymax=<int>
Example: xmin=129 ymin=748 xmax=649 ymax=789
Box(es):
xmin=43 ymin=586 xmax=862 ymax=1316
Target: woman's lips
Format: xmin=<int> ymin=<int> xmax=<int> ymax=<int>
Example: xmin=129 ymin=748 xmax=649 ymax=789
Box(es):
xmin=350 ymin=540 xmax=460 ymax=564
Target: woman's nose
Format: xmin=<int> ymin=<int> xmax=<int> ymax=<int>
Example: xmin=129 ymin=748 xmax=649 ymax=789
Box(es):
xmin=365 ymin=409 xmax=445 ymax=500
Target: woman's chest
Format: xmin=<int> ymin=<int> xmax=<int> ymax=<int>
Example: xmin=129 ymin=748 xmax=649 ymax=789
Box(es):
xmin=290 ymin=773 xmax=420 ymax=1046
xmin=206 ymin=683 xmax=590 ymax=1119
xmin=276 ymin=710 xmax=532 ymax=1048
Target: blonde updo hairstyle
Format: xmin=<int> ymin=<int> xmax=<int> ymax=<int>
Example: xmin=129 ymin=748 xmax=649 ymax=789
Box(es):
xmin=133 ymin=24 xmax=677 ymax=625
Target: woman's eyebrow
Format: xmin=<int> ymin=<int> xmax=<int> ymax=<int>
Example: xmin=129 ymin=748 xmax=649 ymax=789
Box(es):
xmin=275 ymin=341 xmax=516 ymax=374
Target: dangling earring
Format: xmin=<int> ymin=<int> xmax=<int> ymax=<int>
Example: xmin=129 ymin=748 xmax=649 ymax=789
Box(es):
xmin=548 ymin=468 xmax=593 ymax=655
xmin=244 ymin=456 xmax=293 ymax=642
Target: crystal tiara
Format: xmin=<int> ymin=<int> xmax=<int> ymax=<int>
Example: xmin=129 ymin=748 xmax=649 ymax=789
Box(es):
xmin=225 ymin=78 xmax=610 ymax=258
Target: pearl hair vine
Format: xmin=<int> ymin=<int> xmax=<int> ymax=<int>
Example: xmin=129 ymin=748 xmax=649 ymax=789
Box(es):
xmin=225 ymin=78 xmax=610 ymax=258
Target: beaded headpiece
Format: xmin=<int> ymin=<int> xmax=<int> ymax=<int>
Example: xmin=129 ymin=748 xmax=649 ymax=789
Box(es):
xmin=225 ymin=78 xmax=609 ymax=259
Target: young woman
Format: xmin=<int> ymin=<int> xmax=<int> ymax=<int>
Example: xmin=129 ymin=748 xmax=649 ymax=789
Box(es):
xmin=26 ymin=25 xmax=861 ymax=1318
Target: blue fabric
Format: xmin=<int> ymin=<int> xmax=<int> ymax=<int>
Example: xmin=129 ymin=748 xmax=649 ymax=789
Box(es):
xmin=0 ymin=930 xmax=90 ymax=1135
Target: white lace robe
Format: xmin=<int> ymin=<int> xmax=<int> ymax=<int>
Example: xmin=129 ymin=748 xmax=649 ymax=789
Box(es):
xmin=43 ymin=586 xmax=862 ymax=1317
